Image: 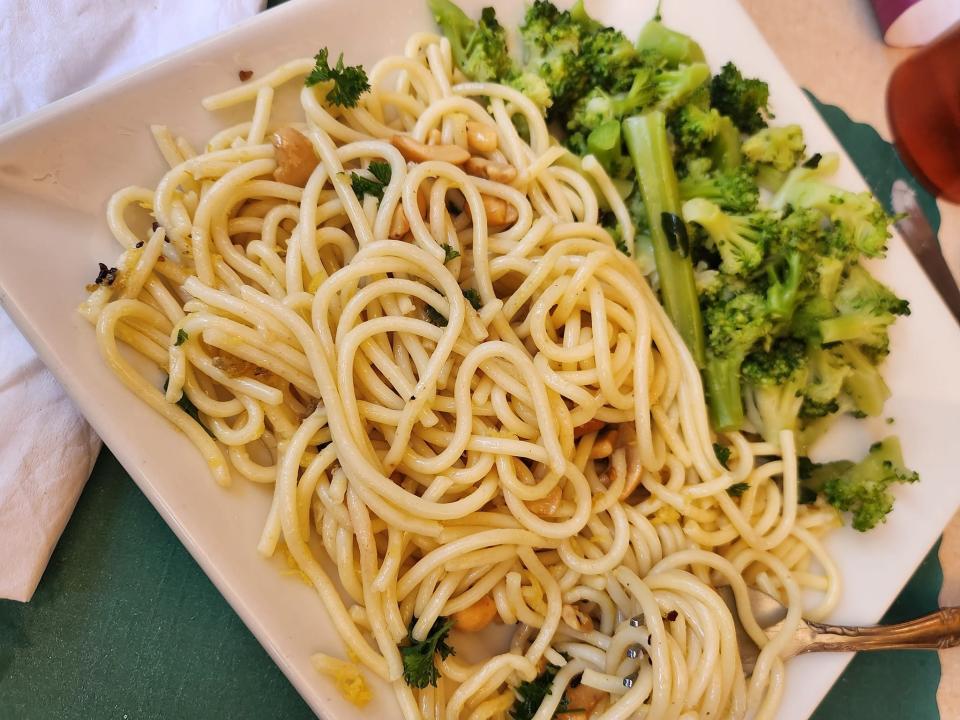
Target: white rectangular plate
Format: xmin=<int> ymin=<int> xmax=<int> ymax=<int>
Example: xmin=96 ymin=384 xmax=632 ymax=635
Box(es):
xmin=1 ymin=0 xmax=958 ymax=718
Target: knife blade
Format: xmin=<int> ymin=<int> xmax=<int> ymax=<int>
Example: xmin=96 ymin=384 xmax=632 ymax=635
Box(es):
xmin=891 ymin=179 xmax=960 ymax=326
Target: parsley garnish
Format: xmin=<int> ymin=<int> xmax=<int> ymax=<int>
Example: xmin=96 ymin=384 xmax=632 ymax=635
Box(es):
xmin=175 ymin=329 xmax=188 ymax=346
xmin=442 ymin=244 xmax=460 ymax=263
xmin=462 ymin=288 xmax=481 ymax=310
xmin=425 ymin=304 xmax=448 ymax=327
xmin=713 ymin=442 xmax=731 ymax=468
xmin=509 ymin=664 xmax=567 ymax=720
xmin=350 ymin=161 xmax=392 ymax=200
xmin=305 ymin=48 xmax=370 ymax=107
xmin=400 ymin=616 xmax=455 ymax=689
xmin=727 ymin=482 xmax=750 ymax=497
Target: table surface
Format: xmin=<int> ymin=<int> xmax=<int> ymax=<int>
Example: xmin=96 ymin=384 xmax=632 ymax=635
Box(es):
xmin=1 ymin=1 xmax=957 ymax=718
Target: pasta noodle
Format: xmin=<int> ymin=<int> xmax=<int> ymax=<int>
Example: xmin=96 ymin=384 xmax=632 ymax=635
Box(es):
xmin=82 ymin=33 xmax=843 ymax=720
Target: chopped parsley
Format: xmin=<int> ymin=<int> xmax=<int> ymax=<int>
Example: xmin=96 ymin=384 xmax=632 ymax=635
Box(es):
xmin=713 ymin=442 xmax=731 ymax=468
xmin=442 ymin=243 xmax=460 ymax=263
xmin=727 ymin=482 xmax=750 ymax=497
xmin=509 ymin=664 xmax=567 ymax=720
xmin=425 ymin=304 xmax=448 ymax=327
xmin=350 ymin=161 xmax=392 ymax=200
xmin=462 ymin=288 xmax=481 ymax=310
xmin=305 ymin=48 xmax=370 ymax=107
xmin=175 ymin=329 xmax=188 ymax=346
xmin=399 ymin=616 xmax=455 ymax=689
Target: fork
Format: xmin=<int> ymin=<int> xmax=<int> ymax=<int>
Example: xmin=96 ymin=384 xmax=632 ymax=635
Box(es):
xmin=622 ymin=585 xmax=960 ymax=685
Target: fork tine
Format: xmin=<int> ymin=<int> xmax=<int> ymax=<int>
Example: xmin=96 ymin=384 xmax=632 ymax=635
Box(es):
xmin=629 ymin=615 xmax=642 ymax=627
xmin=623 ymin=671 xmax=639 ymax=688
xmin=626 ymin=643 xmax=642 ymax=659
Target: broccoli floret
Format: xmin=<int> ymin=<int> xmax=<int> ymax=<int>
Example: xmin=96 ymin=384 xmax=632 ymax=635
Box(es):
xmin=653 ymin=63 xmax=711 ymax=112
xmin=682 ymin=198 xmax=776 ymax=276
xmin=709 ymin=62 xmax=770 ymax=133
xmin=742 ymin=125 xmax=805 ymax=172
xmin=581 ymin=26 xmax=646 ymax=92
xmin=772 ymin=154 xmax=895 ymax=258
xmin=509 ymin=72 xmax=553 ymax=111
xmin=577 ymin=119 xmax=629 ymax=178
xmin=837 ymin=342 xmax=890 ymax=417
xmin=669 ymin=105 xmax=723 ymax=157
xmin=800 ymin=397 xmax=840 ymax=418
xmin=741 ymin=338 xmax=808 ymax=442
xmin=702 ymin=291 xmax=774 ymax=430
xmin=774 ymin=205 xmax=832 ymax=257
xmin=519 ymin=0 xmax=591 ymax=117
xmin=742 ymin=337 xmax=807 ymax=386
xmin=566 ymin=71 xmax=656 ymax=138
xmin=801 ymin=437 xmax=919 ymax=531
xmin=428 ymin=0 xmax=513 ymax=82
xmin=636 ymin=19 xmax=705 ymax=67
xmin=708 ymin=115 xmax=744 ymax=170
xmin=804 ymin=345 xmax=849 ymax=406
xmin=765 ymin=251 xmax=806 ymax=322
xmin=678 ymin=161 xmax=759 ymax=213
xmin=818 ymin=265 xmax=910 ymax=347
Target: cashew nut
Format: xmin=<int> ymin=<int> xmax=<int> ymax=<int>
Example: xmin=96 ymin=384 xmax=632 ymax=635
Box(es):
xmin=391 ymin=134 xmax=470 ymax=165
xmin=561 ymin=604 xmax=594 ymax=633
xmin=271 ymin=127 xmax=318 ymax=187
xmin=453 ymin=595 xmax=498 ymax=632
xmin=466 ymin=121 xmax=498 ymax=153
xmin=389 ymin=205 xmax=410 ymax=239
xmin=589 ymin=428 xmax=620 ymax=459
xmin=468 ymin=194 xmax=518 ymax=227
xmin=464 ymin=156 xmax=518 ymax=184
xmin=574 ymin=419 xmax=606 ymax=438
xmin=527 ymin=484 xmax=562 ymax=517
xmin=557 ymin=684 xmax=607 ymax=720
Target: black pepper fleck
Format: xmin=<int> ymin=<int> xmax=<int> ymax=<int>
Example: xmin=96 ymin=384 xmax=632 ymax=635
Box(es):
xmin=135 ymin=241 xmax=144 ymax=248
xmin=94 ymin=262 xmax=118 ymax=286
xmin=151 ymin=221 xmax=159 ymax=231
xmin=238 ymin=69 xmax=254 ymax=82
xmin=666 ymin=610 xmax=678 ymax=621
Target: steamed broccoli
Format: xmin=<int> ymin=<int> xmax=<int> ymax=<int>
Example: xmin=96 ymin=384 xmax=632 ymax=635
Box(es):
xmin=702 ymin=291 xmax=774 ymax=430
xmin=742 ymin=125 xmax=805 ymax=172
xmin=765 ymin=250 xmax=806 ymax=322
xmin=682 ymin=198 xmax=776 ymax=276
xmin=509 ymin=72 xmax=553 ymax=111
xmin=653 ymin=63 xmax=711 ymax=112
xmin=801 ymin=437 xmax=919 ymax=531
xmin=678 ymin=160 xmax=759 ymax=212
xmin=519 ymin=0 xmax=592 ymax=117
xmin=566 ymin=72 xmax=656 ymax=139
xmin=709 ymin=62 xmax=770 ymax=133
xmin=669 ymin=105 xmax=723 ymax=157
xmin=819 ymin=265 xmax=911 ymax=348
xmin=636 ymin=19 xmax=705 ymax=67
xmin=772 ymin=154 xmax=895 ymax=258
xmin=837 ymin=342 xmax=891 ymax=417
xmin=428 ymin=0 xmax=513 ymax=82
xmin=742 ymin=338 xmax=809 ymax=442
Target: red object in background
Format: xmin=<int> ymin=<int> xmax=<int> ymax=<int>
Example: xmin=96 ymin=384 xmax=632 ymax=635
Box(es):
xmin=887 ymin=21 xmax=960 ymax=203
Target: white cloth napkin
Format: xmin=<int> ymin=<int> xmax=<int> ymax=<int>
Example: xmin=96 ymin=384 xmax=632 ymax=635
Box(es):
xmin=0 ymin=0 xmax=264 ymax=603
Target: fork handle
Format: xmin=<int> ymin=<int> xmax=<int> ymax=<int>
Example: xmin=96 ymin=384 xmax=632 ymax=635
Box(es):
xmin=800 ymin=607 xmax=960 ymax=653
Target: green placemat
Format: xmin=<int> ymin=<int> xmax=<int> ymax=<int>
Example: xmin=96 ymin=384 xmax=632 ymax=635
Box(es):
xmin=0 ymin=77 xmax=943 ymax=720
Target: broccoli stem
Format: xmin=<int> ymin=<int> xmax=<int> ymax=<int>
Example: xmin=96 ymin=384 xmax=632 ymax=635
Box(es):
xmin=623 ymin=112 xmax=706 ymax=366
xmin=704 ymin=354 xmax=744 ymax=431
xmin=709 ymin=116 xmax=743 ymax=170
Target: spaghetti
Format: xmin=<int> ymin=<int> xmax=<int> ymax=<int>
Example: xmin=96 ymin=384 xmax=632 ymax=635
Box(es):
xmin=82 ymin=32 xmax=842 ymax=720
